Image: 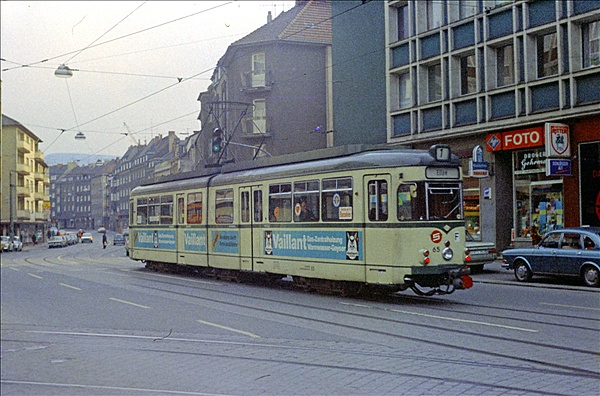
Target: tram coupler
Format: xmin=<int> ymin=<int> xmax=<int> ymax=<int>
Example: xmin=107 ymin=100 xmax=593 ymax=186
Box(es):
xmin=450 ymin=266 xmax=473 ymax=290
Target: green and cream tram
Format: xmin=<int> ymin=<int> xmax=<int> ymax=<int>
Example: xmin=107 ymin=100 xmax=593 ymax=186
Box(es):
xmin=128 ymin=145 xmax=473 ymax=296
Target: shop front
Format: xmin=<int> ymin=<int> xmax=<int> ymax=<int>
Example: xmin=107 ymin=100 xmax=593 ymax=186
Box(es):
xmin=487 ymin=123 xmax=572 ymax=247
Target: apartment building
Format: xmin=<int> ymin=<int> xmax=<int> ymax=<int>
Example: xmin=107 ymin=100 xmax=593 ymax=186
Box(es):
xmin=1 ymin=114 xmax=50 ymax=243
xmin=381 ymin=0 xmax=600 ymax=248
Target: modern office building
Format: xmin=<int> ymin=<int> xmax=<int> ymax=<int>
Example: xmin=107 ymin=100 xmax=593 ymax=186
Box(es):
xmin=383 ymin=0 xmax=599 ymax=248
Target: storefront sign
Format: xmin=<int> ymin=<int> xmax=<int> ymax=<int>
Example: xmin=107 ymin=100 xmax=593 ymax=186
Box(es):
xmin=546 ymin=159 xmax=571 ymax=176
xmin=469 ymin=145 xmax=489 ymax=178
xmin=486 ymin=126 xmax=544 ymax=152
xmin=515 ymin=149 xmax=546 ymax=174
xmin=545 ymin=123 xmax=570 ymax=157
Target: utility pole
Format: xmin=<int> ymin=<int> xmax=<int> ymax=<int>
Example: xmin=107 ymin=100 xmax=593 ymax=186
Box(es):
xmin=9 ymin=171 xmax=15 ymax=241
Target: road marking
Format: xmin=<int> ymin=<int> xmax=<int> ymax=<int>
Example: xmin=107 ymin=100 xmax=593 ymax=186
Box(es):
xmin=0 ymin=380 xmax=219 ymax=395
xmin=540 ymin=302 xmax=600 ymax=311
xmin=27 ymin=273 xmax=43 ymax=279
xmin=57 ymin=255 xmax=78 ymax=264
xmin=59 ymin=283 xmax=82 ymax=291
xmin=109 ymin=297 xmax=150 ymax=309
xmin=390 ymin=308 xmax=538 ymax=332
xmin=197 ymin=319 xmax=260 ymax=338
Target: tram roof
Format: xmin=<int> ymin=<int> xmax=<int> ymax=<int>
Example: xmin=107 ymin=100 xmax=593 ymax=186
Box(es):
xmin=133 ymin=144 xmax=459 ymax=195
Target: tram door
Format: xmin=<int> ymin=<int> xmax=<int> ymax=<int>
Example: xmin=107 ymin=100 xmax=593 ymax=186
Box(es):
xmin=363 ymin=175 xmax=392 ymax=273
xmin=176 ymin=193 xmax=186 ymax=265
xmin=239 ymin=186 xmax=263 ymax=271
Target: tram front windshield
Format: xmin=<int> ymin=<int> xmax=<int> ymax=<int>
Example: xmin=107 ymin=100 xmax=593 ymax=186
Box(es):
xmin=397 ymin=182 xmax=463 ymax=221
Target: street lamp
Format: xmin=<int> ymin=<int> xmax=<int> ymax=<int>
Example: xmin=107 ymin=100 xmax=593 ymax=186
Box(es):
xmin=54 ymin=64 xmax=74 ymax=78
xmin=9 ymin=171 xmax=17 ymax=241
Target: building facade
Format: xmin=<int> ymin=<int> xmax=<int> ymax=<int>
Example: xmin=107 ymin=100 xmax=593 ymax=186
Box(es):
xmin=194 ymin=0 xmax=331 ymax=166
xmin=1 ymin=115 xmax=50 ymax=243
xmin=384 ymin=0 xmax=600 ymax=248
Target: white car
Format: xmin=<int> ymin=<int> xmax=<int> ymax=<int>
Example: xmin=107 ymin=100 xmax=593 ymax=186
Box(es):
xmin=81 ymin=233 xmax=93 ymax=243
xmin=48 ymin=235 xmax=66 ymax=248
xmin=11 ymin=236 xmax=23 ymax=251
xmin=1 ymin=236 xmax=13 ymax=252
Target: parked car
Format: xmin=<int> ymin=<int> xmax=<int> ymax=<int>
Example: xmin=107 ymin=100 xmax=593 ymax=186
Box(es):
xmin=113 ymin=233 xmax=126 ymax=246
xmin=81 ymin=233 xmax=93 ymax=243
xmin=97 ymin=227 xmax=106 ymax=234
xmin=11 ymin=236 xmax=23 ymax=251
xmin=502 ymin=227 xmax=600 ymax=287
xmin=48 ymin=235 xmax=67 ymax=248
xmin=1 ymin=236 xmax=13 ymax=252
xmin=466 ymin=231 xmax=497 ymax=273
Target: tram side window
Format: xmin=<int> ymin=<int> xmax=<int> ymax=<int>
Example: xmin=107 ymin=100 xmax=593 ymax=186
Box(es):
xmin=254 ymin=190 xmax=263 ymax=223
xmin=130 ymin=201 xmax=135 ymax=225
xmin=368 ymin=180 xmax=388 ymax=221
xmin=427 ymin=183 xmax=462 ymax=220
xmin=215 ymin=189 xmax=234 ymax=224
xmin=322 ymin=177 xmax=353 ymax=222
xmin=160 ymin=195 xmax=173 ymax=224
xmin=148 ymin=197 xmax=160 ymax=224
xmin=397 ymin=183 xmax=424 ymax=221
xmin=294 ymin=180 xmax=319 ymax=222
xmin=269 ymin=183 xmax=292 ymax=222
xmin=177 ymin=197 xmax=185 ymax=224
xmin=187 ymin=192 xmax=202 ymax=224
xmin=241 ymin=191 xmax=250 ymax=223
xmin=137 ymin=198 xmax=148 ymax=224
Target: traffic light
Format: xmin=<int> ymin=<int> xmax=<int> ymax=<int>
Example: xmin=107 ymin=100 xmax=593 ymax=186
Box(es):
xmin=212 ymin=128 xmax=223 ymax=153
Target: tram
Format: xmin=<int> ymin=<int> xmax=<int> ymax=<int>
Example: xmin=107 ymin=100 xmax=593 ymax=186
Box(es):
xmin=127 ymin=144 xmax=473 ymax=296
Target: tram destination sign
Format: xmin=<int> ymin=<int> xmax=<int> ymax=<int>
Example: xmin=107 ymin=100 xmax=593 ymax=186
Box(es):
xmin=425 ymin=167 xmax=460 ymax=179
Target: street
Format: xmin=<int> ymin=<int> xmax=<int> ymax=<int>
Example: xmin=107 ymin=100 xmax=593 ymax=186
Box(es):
xmin=2 ymin=232 xmax=599 ymax=396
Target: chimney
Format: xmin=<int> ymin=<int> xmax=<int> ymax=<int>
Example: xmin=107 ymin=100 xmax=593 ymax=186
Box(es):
xmin=168 ymin=131 xmax=176 ymax=152
xmin=267 ymin=11 xmax=272 ymax=23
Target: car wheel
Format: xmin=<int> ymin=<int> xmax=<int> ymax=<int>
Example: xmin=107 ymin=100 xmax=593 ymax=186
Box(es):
xmin=514 ymin=261 xmax=532 ymax=282
xmin=582 ymin=266 xmax=600 ymax=287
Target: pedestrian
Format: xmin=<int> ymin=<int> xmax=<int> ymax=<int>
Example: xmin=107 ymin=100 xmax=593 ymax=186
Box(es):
xmin=102 ymin=233 xmax=107 ymax=249
xmin=530 ymin=225 xmax=542 ymax=246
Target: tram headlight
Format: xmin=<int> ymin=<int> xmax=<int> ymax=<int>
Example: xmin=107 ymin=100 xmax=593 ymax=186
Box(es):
xmin=442 ymin=247 xmax=454 ymax=261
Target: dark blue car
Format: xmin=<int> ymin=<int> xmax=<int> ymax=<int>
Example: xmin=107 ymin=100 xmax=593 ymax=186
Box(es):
xmin=502 ymin=227 xmax=600 ymax=287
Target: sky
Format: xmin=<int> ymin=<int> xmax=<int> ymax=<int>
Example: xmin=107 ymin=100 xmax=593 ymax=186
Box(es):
xmin=1 ymin=1 xmax=295 ymax=158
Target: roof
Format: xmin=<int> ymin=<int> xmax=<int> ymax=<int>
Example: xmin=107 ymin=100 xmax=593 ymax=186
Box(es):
xmin=232 ymin=0 xmax=331 ymax=47
xmin=2 ymin=114 xmax=43 ymax=143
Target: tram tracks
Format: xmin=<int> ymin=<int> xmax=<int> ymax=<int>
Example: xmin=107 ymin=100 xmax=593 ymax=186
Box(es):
xmin=128 ymin=269 xmax=600 ymax=379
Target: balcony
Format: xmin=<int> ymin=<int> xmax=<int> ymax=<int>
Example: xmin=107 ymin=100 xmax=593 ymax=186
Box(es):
xmin=240 ymin=116 xmax=272 ymax=138
xmin=240 ymin=70 xmax=273 ymax=92
xmin=16 ymin=186 xmax=31 ymax=196
xmin=34 ymin=191 xmax=49 ymax=201
xmin=16 ymin=163 xmax=30 ymax=175
xmin=35 ymin=211 xmax=50 ymax=221
xmin=17 ymin=140 xmax=31 ymax=153
xmin=34 ymin=151 xmax=48 ymax=166
xmin=17 ymin=210 xmax=32 ymax=220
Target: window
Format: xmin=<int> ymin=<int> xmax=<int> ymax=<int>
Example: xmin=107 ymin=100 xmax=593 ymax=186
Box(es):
xmin=253 ymin=190 xmax=263 ymax=223
xmin=398 ymin=183 xmax=420 ymax=221
xmin=215 ymin=189 xmax=234 ymax=224
xmin=241 ymin=191 xmax=250 ymax=223
xmin=253 ymin=99 xmax=266 ymax=134
xmin=322 ymin=177 xmax=353 ymax=222
xmin=540 ymin=232 xmax=560 ymax=249
xmin=177 ymin=197 xmax=185 ymax=224
xmin=269 ymin=183 xmax=292 ymax=222
xmin=583 ymin=21 xmax=600 ymax=68
xmin=187 ymin=192 xmax=203 ymax=224
xmin=428 ymin=63 xmax=442 ymax=102
xmin=399 ymin=72 xmax=411 ymax=108
xmin=367 ymin=180 xmax=388 ymax=221
xmin=148 ymin=197 xmax=160 ymax=224
xmin=251 ymin=52 xmax=266 ymax=87
xmin=160 ymin=195 xmax=173 ymax=225
xmin=293 ymin=180 xmax=319 ymax=222
xmin=497 ymin=44 xmax=514 ymax=87
xmin=561 ymin=233 xmax=582 ymax=250
xmin=427 ymin=0 xmax=443 ymax=30
xmin=537 ymin=32 xmax=558 ymax=77
xmin=460 ymin=54 xmax=476 ymax=95
xmin=427 ymin=182 xmax=463 ymax=220
xmin=397 ymin=4 xmax=409 ymax=40
xmin=459 ymin=0 xmax=477 ymax=19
